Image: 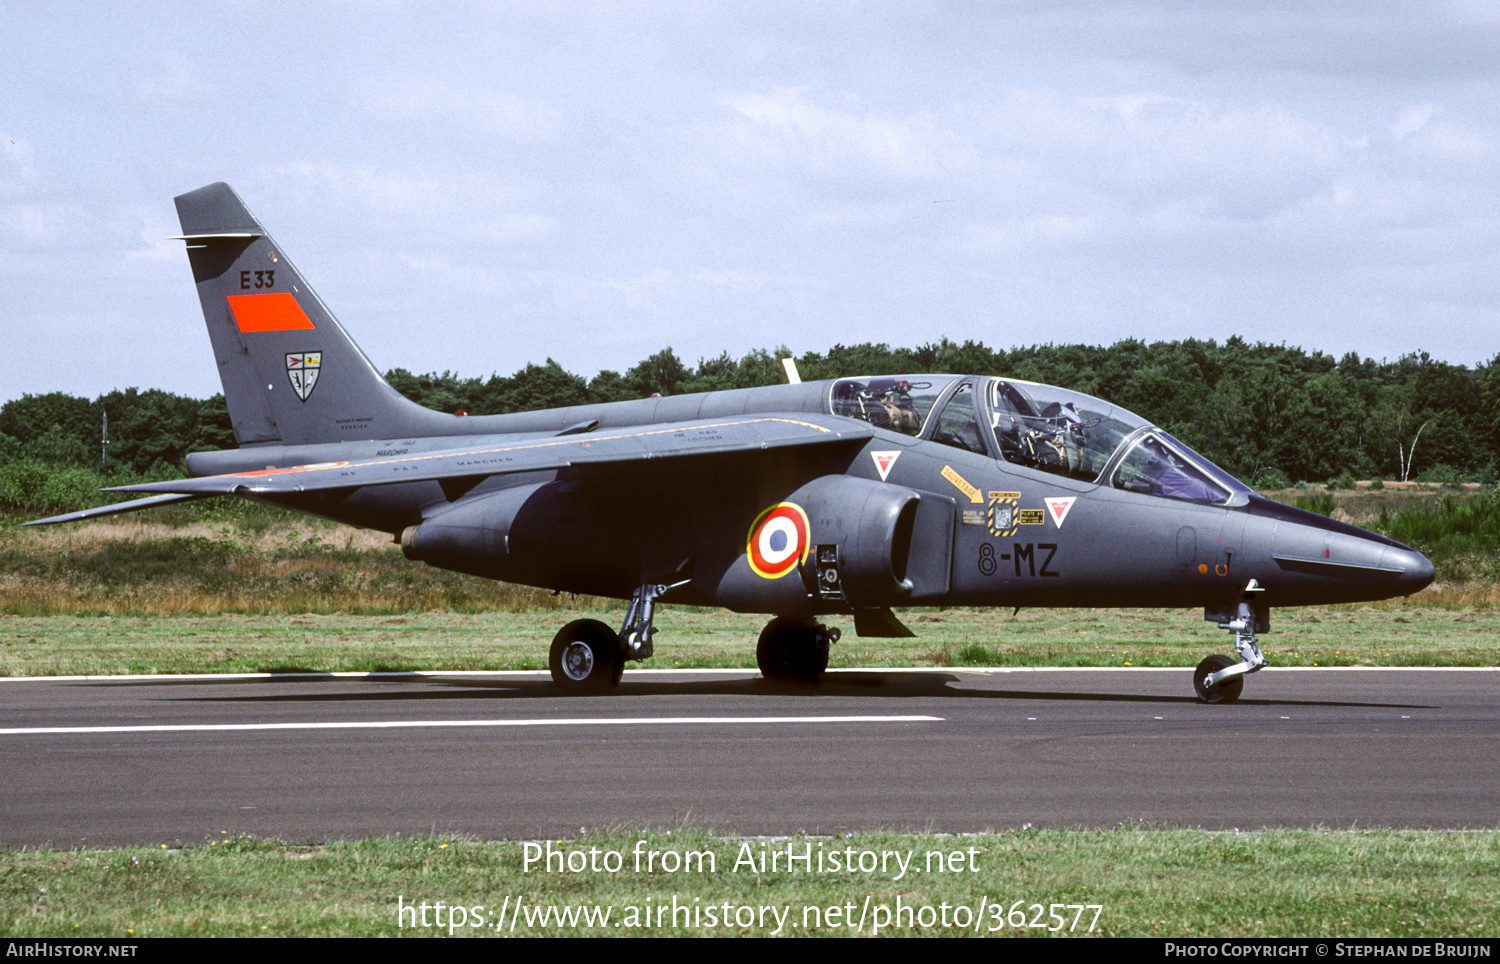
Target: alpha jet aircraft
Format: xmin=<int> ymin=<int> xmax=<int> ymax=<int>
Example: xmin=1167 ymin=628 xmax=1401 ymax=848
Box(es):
xmin=27 ymin=183 xmax=1435 ymax=702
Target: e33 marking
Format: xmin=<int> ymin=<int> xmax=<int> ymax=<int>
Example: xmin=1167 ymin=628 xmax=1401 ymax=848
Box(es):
xmin=240 ymin=269 xmax=276 ymax=290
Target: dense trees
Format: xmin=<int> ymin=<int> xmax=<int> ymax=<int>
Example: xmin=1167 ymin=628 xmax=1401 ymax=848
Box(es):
xmin=0 ymin=389 xmax=233 ymax=476
xmin=3 ymin=339 xmax=1497 ymax=508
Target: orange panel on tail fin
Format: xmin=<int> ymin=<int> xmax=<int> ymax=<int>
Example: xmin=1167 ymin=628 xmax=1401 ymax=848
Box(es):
xmin=227 ymin=293 xmax=316 ymax=332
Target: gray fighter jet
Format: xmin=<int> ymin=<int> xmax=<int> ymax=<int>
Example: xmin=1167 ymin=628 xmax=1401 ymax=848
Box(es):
xmin=27 ymin=183 xmax=1436 ymax=702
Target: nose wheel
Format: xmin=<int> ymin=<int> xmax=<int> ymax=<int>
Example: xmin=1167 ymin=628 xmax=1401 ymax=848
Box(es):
xmin=1193 ymin=654 xmax=1244 ymax=704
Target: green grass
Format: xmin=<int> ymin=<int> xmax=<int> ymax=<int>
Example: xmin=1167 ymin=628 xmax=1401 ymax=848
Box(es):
xmin=0 ymin=605 xmax=1495 ymax=677
xmin=2 ymin=829 xmax=1495 ymax=937
xmin=0 ymin=513 xmax=595 ymax=616
xmin=1292 ymin=491 xmax=1339 ymax=517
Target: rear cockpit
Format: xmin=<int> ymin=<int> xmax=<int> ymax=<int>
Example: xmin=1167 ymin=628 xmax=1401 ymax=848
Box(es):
xmin=828 ymin=375 xmax=961 ymax=437
xmin=829 ymin=374 xmax=1250 ymax=506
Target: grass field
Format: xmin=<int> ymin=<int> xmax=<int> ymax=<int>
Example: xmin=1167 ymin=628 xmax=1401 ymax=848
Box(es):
xmin=0 ymin=604 xmax=1496 ymax=678
xmin=2 ymin=829 xmax=1497 ymax=937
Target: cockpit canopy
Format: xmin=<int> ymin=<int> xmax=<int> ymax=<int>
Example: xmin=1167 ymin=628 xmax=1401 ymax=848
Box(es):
xmin=829 ymin=375 xmax=958 ymax=437
xmin=828 ymin=374 xmax=1249 ymax=506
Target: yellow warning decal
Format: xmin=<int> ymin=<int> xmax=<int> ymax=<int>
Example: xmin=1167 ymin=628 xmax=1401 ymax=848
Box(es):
xmin=941 ymin=465 xmax=983 ymax=504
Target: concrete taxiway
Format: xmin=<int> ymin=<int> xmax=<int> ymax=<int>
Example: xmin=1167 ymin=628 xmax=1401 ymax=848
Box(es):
xmin=0 ymin=668 xmax=1494 ymax=848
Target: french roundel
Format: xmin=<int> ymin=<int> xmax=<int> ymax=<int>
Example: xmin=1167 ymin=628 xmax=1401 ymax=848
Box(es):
xmin=747 ymin=502 xmax=811 ymax=579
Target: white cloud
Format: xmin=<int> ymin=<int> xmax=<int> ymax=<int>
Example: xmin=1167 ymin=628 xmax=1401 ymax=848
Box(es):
xmin=1388 ymin=107 xmax=1498 ymax=164
xmin=271 ymin=163 xmax=460 ymax=217
xmin=525 ymin=266 xmax=767 ymax=308
xmin=0 ymin=203 xmax=77 ymax=246
xmin=1073 ymin=93 xmax=1348 ymax=203
xmin=261 ymin=165 xmax=549 ymax=240
xmin=121 ymin=205 xmax=187 ymax=264
xmin=393 ymin=252 xmax=516 ymax=300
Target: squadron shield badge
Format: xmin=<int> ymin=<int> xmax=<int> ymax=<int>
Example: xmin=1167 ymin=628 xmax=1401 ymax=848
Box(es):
xmin=286 ymin=351 xmax=322 ymax=402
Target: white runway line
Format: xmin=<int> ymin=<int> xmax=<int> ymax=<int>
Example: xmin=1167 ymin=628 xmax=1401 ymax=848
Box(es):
xmin=0 ymin=715 xmax=944 ymax=736
xmin=2 ymin=666 xmax=1493 ymax=683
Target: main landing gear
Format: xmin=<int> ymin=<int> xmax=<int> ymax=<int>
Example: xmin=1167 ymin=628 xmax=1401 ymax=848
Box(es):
xmin=756 ymin=616 xmax=839 ymax=684
xmin=549 ymin=619 xmax=623 ymax=696
xmin=548 ymin=580 xmax=686 ymax=695
xmin=1195 ymin=586 xmax=1269 ymax=705
xmin=547 ymin=595 xmax=843 ymax=693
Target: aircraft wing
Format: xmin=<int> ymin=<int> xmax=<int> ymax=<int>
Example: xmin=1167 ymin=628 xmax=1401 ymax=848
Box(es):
xmin=34 ymin=415 xmax=873 ymax=516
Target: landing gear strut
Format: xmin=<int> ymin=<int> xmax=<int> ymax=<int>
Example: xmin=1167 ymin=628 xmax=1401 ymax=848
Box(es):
xmin=617 ymin=579 xmax=688 ymax=661
xmin=756 ymin=616 xmax=840 ymax=684
xmin=1196 ymin=586 xmax=1269 ymax=704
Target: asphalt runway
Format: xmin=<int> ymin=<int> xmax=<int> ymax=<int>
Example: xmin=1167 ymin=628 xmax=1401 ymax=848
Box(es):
xmin=0 ymin=668 xmax=1495 ymax=848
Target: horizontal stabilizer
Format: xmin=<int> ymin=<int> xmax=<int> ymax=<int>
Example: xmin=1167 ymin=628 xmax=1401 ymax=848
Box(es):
xmin=168 ymin=232 xmax=264 ymax=243
xmin=108 ymin=415 xmax=873 ymax=499
xmin=21 ymin=493 xmax=209 ymax=527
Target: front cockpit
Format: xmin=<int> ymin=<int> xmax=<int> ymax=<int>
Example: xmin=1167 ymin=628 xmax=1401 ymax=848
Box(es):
xmin=828 ymin=374 xmax=1251 ymax=506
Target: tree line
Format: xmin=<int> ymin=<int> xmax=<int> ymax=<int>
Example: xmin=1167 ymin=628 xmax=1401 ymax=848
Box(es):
xmin=3 ymin=338 xmax=1497 ymax=510
xmin=388 ymin=337 xmax=1500 ymax=487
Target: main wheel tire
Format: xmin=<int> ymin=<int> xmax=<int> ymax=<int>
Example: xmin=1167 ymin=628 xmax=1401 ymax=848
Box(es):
xmin=1193 ymin=653 xmax=1244 ymax=704
xmin=756 ymin=616 xmax=830 ymax=684
xmin=549 ymin=619 xmax=624 ymax=695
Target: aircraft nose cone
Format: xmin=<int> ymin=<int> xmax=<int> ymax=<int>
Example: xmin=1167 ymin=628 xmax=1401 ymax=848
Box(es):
xmin=1248 ymin=496 xmax=1440 ymax=605
xmin=1392 ymin=546 xmax=1436 ymax=595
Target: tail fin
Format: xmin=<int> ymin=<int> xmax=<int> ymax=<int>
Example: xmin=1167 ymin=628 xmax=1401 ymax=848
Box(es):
xmin=174 ymin=182 xmax=454 ymax=445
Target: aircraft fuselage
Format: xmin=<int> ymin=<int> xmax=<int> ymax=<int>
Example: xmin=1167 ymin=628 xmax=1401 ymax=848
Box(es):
xmin=29 ymin=182 xmax=1434 ymax=701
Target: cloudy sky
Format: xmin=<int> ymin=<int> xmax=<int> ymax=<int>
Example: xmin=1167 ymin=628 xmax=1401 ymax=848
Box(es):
xmin=3 ymin=2 xmax=1499 ymax=403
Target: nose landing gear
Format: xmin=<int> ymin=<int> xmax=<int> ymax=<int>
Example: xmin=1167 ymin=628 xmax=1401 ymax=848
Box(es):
xmin=1193 ymin=653 xmax=1245 ymax=704
xmin=1196 ymin=587 xmax=1269 ymax=704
